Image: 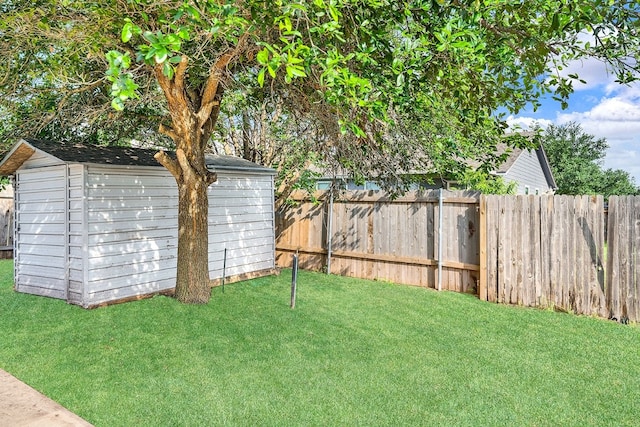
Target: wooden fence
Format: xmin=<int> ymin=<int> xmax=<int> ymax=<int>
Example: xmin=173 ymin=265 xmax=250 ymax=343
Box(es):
xmin=0 ymin=196 xmax=13 ymax=259
xmin=606 ymin=196 xmax=640 ymax=322
xmin=479 ymin=195 xmax=608 ymax=318
xmin=276 ymin=190 xmax=481 ymax=292
xmin=278 ymin=191 xmax=640 ymax=323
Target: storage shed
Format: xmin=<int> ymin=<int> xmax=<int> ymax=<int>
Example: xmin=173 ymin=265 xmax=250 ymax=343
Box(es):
xmin=0 ymin=138 xmax=276 ymax=307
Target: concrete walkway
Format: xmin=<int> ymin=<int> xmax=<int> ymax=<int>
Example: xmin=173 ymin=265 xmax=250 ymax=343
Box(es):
xmin=0 ymin=369 xmax=93 ymax=426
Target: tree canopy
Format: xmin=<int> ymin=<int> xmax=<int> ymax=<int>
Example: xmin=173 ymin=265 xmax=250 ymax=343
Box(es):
xmin=542 ymin=122 xmax=640 ymax=199
xmin=1 ymin=0 xmax=640 ymax=302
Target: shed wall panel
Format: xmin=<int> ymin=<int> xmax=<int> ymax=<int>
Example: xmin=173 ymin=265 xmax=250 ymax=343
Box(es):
xmin=18 ymin=151 xmax=63 ymax=169
xmin=12 ymin=156 xmax=275 ymax=306
xmin=84 ymin=166 xmax=179 ymax=304
xmin=67 ymin=164 xmax=86 ymax=305
xmin=14 ymin=165 xmax=67 ymax=298
xmin=208 ymin=174 xmax=275 ymax=280
xmin=88 ymin=278 xmax=176 ymax=306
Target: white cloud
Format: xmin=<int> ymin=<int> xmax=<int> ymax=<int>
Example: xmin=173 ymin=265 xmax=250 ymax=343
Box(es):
xmin=510 ymin=81 xmax=640 ymax=184
xmin=556 ymin=57 xmax=614 ymax=91
xmin=505 ymin=116 xmax=553 ymax=131
xmin=557 ymin=86 xmax=640 ymax=139
xmin=551 ymin=30 xmax=630 ymax=92
xmin=602 ymin=143 xmax=640 ymax=184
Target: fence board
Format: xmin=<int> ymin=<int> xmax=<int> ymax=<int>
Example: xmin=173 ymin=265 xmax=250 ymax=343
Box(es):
xmin=530 ymin=196 xmax=541 ymax=306
xmin=632 ymin=197 xmax=640 ymax=321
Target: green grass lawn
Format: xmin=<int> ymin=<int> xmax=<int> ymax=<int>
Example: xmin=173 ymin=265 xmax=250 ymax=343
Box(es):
xmin=1 ymin=259 xmax=639 ymax=426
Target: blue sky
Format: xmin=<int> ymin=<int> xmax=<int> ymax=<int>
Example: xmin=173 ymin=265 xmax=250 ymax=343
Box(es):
xmin=507 ymin=57 xmax=640 ymax=186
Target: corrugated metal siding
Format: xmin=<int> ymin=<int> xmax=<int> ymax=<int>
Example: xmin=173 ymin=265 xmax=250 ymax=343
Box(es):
xmin=504 ymin=150 xmax=553 ymax=194
xmin=84 ymin=166 xmax=178 ymax=305
xmin=14 ymin=165 xmax=67 ymax=299
xmin=208 ymin=173 xmax=275 ymax=278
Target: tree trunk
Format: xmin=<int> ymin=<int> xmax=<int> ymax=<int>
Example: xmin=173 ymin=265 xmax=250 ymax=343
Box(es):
xmin=175 ymin=172 xmax=211 ymax=303
xmin=153 ymin=49 xmax=243 ymax=303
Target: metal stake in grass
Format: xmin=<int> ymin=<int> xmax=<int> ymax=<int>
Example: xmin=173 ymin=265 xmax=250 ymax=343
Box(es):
xmin=222 ymin=247 xmax=227 ymax=294
xmin=291 ymin=253 xmax=299 ymax=309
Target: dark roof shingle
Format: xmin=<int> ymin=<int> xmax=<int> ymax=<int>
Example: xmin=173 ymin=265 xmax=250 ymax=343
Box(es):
xmin=0 ymin=139 xmax=274 ymax=175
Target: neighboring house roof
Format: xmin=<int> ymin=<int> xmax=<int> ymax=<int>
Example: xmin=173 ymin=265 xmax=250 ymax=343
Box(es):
xmin=0 ymin=138 xmax=275 ymax=175
xmin=314 ymin=135 xmax=557 ymax=194
xmin=490 ymin=142 xmax=557 ymax=192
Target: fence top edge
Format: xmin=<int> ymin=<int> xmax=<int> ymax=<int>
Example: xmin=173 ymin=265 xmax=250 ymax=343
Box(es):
xmin=287 ymin=189 xmax=480 ymax=204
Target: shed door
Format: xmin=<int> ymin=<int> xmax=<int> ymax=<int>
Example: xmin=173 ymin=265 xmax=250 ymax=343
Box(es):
xmin=15 ymin=166 xmax=68 ymax=299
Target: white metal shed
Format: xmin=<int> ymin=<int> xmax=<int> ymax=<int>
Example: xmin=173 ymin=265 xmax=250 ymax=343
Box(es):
xmin=0 ymin=138 xmax=276 ymax=307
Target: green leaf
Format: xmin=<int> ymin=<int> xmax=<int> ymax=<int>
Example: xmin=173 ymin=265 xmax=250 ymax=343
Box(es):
xmin=551 ymin=13 xmax=559 ymax=31
xmin=328 ymin=5 xmax=339 ymax=22
xmin=142 ymin=31 xmax=157 ymax=44
xmin=177 ymin=27 xmax=190 ymax=41
xmin=286 ymin=65 xmax=307 ymax=78
xmin=120 ymin=54 xmax=131 ymax=69
xmin=155 ymin=48 xmax=168 ymax=64
xmin=163 ymin=62 xmax=174 ymax=79
xmin=111 ymin=98 xmax=124 ymax=111
xmin=121 ymin=22 xmax=133 ymax=43
xmin=257 ymin=68 xmax=266 ymax=87
xmin=257 ymin=48 xmax=269 ymax=65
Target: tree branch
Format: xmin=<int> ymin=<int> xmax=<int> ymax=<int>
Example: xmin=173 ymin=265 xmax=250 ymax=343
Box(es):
xmin=154 ymin=150 xmax=181 ymax=181
xmin=176 ymin=148 xmax=195 ymax=183
xmin=159 ymin=123 xmax=179 ymax=142
xmin=155 ymin=56 xmax=191 ymax=132
xmin=197 ymin=33 xmax=249 ymax=128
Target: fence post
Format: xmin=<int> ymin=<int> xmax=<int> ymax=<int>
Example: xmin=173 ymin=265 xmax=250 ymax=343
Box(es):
xmin=479 ymin=195 xmax=487 ymax=301
xmin=222 ymin=247 xmax=227 ymax=293
xmin=326 ymin=191 xmax=334 ymax=275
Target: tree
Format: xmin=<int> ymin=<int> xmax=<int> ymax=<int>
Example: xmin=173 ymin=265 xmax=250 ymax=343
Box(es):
xmin=2 ymin=1 xmax=639 ymax=303
xmin=542 ymin=122 xmax=639 ymax=198
xmin=597 ymin=168 xmax=640 ymax=198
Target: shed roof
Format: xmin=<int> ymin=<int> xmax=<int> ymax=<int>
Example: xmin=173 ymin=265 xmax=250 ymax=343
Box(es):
xmin=0 ymin=138 xmax=275 ymax=175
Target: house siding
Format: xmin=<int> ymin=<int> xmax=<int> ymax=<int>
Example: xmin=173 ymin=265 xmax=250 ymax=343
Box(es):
xmin=504 ymin=149 xmax=553 ymax=194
